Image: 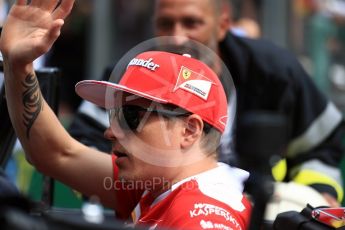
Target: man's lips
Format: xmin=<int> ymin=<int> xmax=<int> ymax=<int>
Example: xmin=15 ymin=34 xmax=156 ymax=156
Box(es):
xmin=113 ymin=150 xmax=128 ymax=158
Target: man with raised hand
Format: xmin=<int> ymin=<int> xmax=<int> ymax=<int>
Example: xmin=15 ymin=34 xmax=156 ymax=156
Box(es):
xmin=0 ymin=1 xmax=251 ymax=229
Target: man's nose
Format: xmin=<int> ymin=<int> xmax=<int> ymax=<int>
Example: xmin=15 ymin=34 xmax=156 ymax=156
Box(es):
xmin=104 ymin=126 xmax=125 ymax=140
xmin=171 ymin=24 xmax=190 ymax=45
xmin=171 ymin=35 xmax=189 ymax=46
xmin=104 ymin=127 xmax=114 ymax=140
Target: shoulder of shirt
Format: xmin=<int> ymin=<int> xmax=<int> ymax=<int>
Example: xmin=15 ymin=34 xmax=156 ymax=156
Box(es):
xmin=159 ymin=186 xmax=249 ymax=230
xmin=171 ymin=163 xmax=250 ymax=211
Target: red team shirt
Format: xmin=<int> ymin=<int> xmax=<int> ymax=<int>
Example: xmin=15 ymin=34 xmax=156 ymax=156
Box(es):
xmin=112 ymin=155 xmax=251 ymax=229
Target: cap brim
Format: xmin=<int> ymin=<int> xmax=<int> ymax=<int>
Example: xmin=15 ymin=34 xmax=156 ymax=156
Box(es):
xmin=75 ymin=80 xmax=168 ymax=108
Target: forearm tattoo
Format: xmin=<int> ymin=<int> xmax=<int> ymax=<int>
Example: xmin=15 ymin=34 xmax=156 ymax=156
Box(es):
xmin=22 ymin=73 xmax=43 ymax=139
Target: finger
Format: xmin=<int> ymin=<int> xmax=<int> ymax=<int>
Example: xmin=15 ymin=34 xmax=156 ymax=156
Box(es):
xmin=15 ymin=0 xmax=27 ymax=6
xmin=30 ymin=0 xmax=59 ymax=12
xmin=30 ymin=0 xmax=41 ymax=7
xmin=42 ymin=19 xmax=64 ymax=48
xmin=42 ymin=0 xmax=61 ymax=12
xmin=52 ymin=0 xmax=75 ymax=20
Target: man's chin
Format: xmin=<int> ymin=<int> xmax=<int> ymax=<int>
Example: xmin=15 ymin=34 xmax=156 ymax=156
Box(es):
xmin=117 ymin=171 xmax=132 ymax=182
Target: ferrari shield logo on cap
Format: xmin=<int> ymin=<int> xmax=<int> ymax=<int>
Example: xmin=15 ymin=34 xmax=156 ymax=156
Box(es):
xmin=182 ymin=68 xmax=192 ymax=79
xmin=174 ymin=66 xmax=214 ymax=101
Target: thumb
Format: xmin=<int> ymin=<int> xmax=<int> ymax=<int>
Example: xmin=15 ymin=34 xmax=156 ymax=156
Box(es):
xmin=43 ymin=19 xmax=65 ymax=47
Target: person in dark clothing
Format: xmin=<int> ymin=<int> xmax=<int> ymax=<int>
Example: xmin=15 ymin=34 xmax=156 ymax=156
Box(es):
xmin=219 ymin=31 xmax=344 ymax=206
xmin=68 ymin=0 xmax=345 ymax=209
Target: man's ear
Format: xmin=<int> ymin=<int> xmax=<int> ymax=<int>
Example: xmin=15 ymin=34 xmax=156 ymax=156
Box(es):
xmin=217 ymin=2 xmax=231 ymax=41
xmin=180 ymin=114 xmax=204 ymax=149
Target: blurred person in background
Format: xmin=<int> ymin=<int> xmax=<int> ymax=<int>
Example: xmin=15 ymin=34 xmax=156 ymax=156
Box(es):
xmin=230 ymin=0 xmax=261 ymax=39
xmin=231 ymin=17 xmax=261 ymax=39
xmin=68 ymin=0 xmax=345 ymax=218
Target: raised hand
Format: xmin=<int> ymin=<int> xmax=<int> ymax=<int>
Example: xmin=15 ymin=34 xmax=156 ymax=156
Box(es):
xmin=0 ymin=0 xmax=75 ymax=65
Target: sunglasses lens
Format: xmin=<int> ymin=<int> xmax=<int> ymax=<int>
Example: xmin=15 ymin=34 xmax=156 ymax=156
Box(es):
xmin=109 ymin=105 xmax=143 ymax=131
xmin=110 ymin=104 xmax=187 ymax=131
xmin=121 ymin=106 xmax=141 ymax=130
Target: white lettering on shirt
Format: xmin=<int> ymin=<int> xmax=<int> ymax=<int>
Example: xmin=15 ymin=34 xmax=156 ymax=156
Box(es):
xmin=190 ymin=203 xmax=241 ymax=230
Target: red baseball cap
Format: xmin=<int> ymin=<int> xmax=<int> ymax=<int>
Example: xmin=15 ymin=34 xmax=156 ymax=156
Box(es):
xmin=75 ymin=51 xmax=228 ymax=133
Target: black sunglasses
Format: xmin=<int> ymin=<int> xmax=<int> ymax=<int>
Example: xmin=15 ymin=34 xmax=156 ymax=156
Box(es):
xmin=109 ymin=104 xmax=191 ymax=131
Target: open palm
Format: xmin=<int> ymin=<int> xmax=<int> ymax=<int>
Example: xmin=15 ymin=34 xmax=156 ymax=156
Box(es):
xmin=0 ymin=0 xmax=74 ymax=65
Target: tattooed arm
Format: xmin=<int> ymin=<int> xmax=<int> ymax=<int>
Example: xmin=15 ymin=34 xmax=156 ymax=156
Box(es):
xmin=0 ymin=0 xmax=117 ymax=209
xmin=22 ymin=73 xmax=44 ymax=139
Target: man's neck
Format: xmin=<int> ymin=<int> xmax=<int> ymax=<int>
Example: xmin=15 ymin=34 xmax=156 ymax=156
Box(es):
xmin=150 ymin=155 xmax=218 ymax=198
